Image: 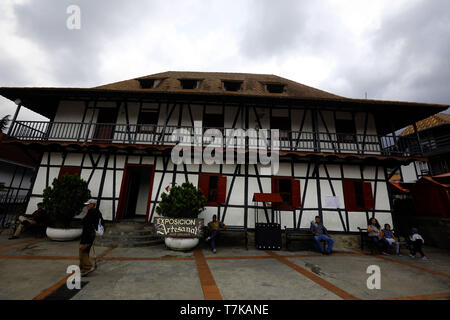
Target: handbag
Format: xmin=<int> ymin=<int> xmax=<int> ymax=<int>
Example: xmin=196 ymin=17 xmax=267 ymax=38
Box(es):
xmin=96 ymin=220 xmax=104 ymax=236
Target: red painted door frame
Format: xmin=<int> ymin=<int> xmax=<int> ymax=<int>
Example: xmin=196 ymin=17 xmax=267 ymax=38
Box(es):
xmin=116 ymin=164 xmax=155 ymax=222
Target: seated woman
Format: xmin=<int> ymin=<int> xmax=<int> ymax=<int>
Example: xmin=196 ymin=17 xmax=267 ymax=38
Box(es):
xmin=381 ymin=224 xmax=400 ymax=255
xmin=367 ymin=218 xmax=385 ymax=254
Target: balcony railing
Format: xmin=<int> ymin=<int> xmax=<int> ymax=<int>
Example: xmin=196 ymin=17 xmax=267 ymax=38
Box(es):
xmin=8 ymin=121 xmax=424 ymax=157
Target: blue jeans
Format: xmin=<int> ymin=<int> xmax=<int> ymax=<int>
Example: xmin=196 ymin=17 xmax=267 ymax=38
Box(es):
xmin=209 ymin=230 xmax=219 ymax=250
xmin=314 ymin=234 xmax=334 ymax=253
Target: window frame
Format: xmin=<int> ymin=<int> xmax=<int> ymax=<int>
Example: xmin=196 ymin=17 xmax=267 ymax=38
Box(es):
xmin=198 ymin=173 xmax=227 ymax=207
xmin=342 ymin=178 xmax=375 ymax=211
xmin=58 ymin=166 xmax=82 ymax=179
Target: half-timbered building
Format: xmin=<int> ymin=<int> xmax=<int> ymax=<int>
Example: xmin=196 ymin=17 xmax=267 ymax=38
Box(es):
xmin=0 ymin=72 xmax=447 ymax=235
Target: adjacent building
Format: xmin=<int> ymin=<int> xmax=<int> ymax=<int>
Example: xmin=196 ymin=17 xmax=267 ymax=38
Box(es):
xmin=398 ymin=113 xmax=450 ymax=182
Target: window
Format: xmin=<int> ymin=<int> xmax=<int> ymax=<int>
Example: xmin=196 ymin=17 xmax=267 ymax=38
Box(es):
xmin=138 ymin=79 xmax=161 ymax=89
xmin=271 ymin=177 xmax=301 ymax=210
xmin=203 ymin=113 xmax=224 ymax=130
xmin=342 ymin=179 xmax=375 ymax=211
xmin=198 ymin=173 xmax=227 ymax=206
xmin=180 ymin=79 xmax=199 ymax=89
xmin=265 ymin=83 xmax=285 ymax=93
xmin=270 ymin=115 xmax=291 ymax=141
xmin=208 ymin=175 xmax=219 ymax=202
xmin=58 ymin=166 xmax=81 ymax=179
xmin=223 ymin=81 xmax=242 ymax=92
xmin=335 ymin=119 xmax=357 ymax=143
xmin=137 ymin=106 xmax=159 ymax=133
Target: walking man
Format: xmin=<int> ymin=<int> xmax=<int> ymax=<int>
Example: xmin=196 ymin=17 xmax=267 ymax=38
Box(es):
xmin=310 ymin=216 xmax=334 ymax=254
xmin=79 ymin=199 xmax=104 ymax=276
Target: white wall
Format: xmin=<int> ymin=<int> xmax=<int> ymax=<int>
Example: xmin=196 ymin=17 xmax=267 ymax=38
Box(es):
xmin=26 ymin=152 xmax=392 ymax=233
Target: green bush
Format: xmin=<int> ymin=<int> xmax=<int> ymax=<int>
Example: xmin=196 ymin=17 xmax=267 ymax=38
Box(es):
xmin=156 ymin=182 xmax=206 ymax=218
xmin=42 ymin=174 xmax=91 ymax=228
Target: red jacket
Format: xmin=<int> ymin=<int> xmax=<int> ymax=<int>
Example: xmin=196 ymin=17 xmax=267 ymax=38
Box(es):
xmin=31 ymin=208 xmax=45 ymax=223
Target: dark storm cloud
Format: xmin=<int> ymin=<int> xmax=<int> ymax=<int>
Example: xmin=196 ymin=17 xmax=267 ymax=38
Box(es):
xmin=328 ymin=0 xmax=450 ymax=106
xmin=238 ymin=1 xmax=349 ymax=60
xmin=239 ymin=0 xmax=449 ymax=109
xmin=11 ymin=0 xmax=160 ymax=86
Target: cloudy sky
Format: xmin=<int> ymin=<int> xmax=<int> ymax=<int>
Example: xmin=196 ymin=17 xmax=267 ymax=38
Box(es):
xmin=0 ymin=0 xmax=449 ymax=122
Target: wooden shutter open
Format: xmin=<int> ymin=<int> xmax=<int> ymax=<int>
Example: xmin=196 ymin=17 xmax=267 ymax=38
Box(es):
xmin=363 ymin=182 xmax=375 ymax=209
xmin=291 ymin=179 xmax=301 ymax=207
xmin=271 ymin=177 xmax=280 ymax=209
xmin=342 ymin=179 xmax=357 ymax=211
xmin=197 ymin=173 xmax=210 ymax=200
xmin=217 ymin=176 xmax=227 ymax=204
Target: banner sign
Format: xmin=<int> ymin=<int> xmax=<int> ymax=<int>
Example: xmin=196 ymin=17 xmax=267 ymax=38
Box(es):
xmin=154 ymin=217 xmax=204 ymax=238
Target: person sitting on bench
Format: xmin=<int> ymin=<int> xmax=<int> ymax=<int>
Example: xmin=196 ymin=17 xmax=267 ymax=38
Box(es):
xmin=206 ymin=214 xmax=226 ymax=253
xmin=310 ymin=216 xmax=334 ymax=254
xmin=367 ymin=218 xmax=386 ymax=254
xmin=9 ymin=202 xmax=46 ymax=240
xmin=381 ymin=224 xmax=400 ymax=255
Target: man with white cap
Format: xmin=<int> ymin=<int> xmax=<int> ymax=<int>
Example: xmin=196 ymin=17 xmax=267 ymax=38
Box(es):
xmin=79 ymin=199 xmax=104 ymax=276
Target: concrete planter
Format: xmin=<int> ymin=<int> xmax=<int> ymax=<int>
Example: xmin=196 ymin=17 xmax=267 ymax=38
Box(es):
xmin=165 ymin=237 xmax=199 ymax=251
xmin=46 ymin=227 xmax=82 ymax=241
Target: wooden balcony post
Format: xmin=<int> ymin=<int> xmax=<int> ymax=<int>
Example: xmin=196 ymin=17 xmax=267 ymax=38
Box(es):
xmin=7 ymin=103 xmax=21 ymax=136
xmin=412 ymin=122 xmax=424 ymax=155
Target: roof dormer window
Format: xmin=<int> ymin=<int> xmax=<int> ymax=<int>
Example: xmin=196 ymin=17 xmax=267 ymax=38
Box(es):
xmin=222 ymin=81 xmax=242 ymax=92
xmin=265 ymin=83 xmax=285 ymax=94
xmin=180 ymin=79 xmax=200 ymax=89
xmin=138 ymin=79 xmax=161 ymax=89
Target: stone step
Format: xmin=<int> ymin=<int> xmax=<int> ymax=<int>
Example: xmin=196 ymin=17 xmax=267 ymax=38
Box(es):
xmin=100 ymin=234 xmax=160 ymax=242
xmin=95 ymin=238 xmax=164 ymax=248
xmin=97 ymin=222 xmax=160 ymax=247
xmin=103 ymin=229 xmax=155 ymax=237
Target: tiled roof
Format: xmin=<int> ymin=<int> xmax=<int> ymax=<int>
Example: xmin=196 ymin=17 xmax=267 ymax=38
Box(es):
xmin=399 ymin=113 xmax=450 ymax=136
xmin=94 ymin=71 xmax=343 ymax=100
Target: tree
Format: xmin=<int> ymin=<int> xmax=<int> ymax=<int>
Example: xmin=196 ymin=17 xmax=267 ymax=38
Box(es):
xmin=0 ymin=115 xmax=10 ymax=133
xmin=156 ymin=182 xmax=206 ymax=219
xmin=42 ymin=174 xmax=91 ymax=228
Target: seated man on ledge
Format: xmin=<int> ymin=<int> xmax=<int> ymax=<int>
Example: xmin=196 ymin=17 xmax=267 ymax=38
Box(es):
xmin=206 ymin=214 xmax=226 ymax=253
xmin=9 ymin=202 xmax=46 ymax=240
xmin=310 ymin=216 xmax=334 ymax=254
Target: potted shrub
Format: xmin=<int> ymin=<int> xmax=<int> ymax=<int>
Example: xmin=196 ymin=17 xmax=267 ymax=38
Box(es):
xmin=155 ymin=182 xmax=207 ymax=250
xmin=43 ymin=174 xmax=91 ymax=241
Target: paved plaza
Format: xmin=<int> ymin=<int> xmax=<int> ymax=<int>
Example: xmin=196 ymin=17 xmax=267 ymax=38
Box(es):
xmin=0 ymin=232 xmax=449 ymax=300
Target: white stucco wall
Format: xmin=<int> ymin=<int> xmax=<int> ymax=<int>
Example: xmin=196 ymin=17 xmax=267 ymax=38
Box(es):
xmin=26 ymin=152 xmax=392 ymax=232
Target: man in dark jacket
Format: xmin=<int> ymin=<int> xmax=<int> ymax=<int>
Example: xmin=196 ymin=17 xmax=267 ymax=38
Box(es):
xmin=79 ymin=199 xmax=104 ymax=276
xmin=310 ymin=216 xmax=334 ymax=254
xmin=9 ymin=202 xmax=46 ymax=239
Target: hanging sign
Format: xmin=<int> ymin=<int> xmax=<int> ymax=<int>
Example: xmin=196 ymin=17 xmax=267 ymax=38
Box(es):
xmin=154 ymin=217 xmax=204 ymax=238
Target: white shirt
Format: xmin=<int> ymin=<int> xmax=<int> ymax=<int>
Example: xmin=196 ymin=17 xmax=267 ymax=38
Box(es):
xmin=410 ymin=233 xmax=424 ymax=243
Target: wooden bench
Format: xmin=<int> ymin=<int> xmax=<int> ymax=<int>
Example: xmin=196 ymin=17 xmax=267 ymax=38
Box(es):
xmin=358 ymin=227 xmax=407 ymax=254
xmin=285 ymin=227 xmax=327 ymax=251
xmin=203 ymin=226 xmax=248 ymax=250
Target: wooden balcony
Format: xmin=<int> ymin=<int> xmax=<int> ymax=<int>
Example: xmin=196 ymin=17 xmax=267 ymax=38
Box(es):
xmin=7 ymin=121 xmax=424 ymax=157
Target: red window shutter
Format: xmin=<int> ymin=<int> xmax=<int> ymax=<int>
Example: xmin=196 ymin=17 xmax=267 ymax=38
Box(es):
xmin=197 ymin=174 xmax=210 ymax=200
xmin=291 ymin=179 xmax=301 ymax=207
xmin=271 ymin=177 xmax=279 ymax=192
xmin=58 ymin=166 xmax=81 ymax=179
xmin=363 ymin=182 xmax=375 ymax=209
xmin=271 ymin=177 xmax=280 ymax=209
xmin=217 ymin=176 xmax=227 ymax=204
xmin=342 ymin=179 xmax=357 ymax=211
